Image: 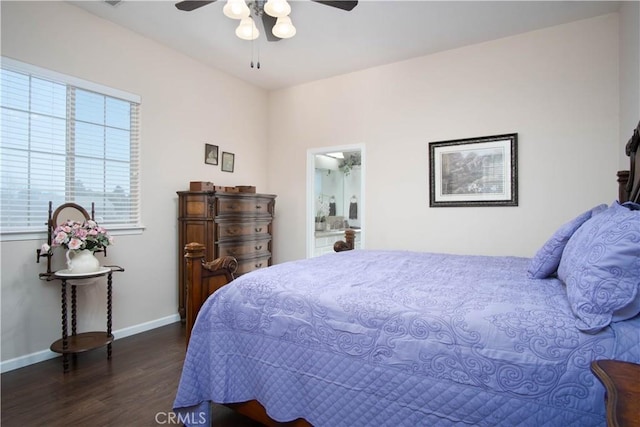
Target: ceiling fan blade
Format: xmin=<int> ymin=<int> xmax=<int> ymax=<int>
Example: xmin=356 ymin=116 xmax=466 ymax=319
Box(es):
xmin=311 ymin=1 xmax=358 ymax=12
xmin=175 ymin=1 xmax=217 ymax=12
xmin=261 ymin=13 xmax=282 ymax=42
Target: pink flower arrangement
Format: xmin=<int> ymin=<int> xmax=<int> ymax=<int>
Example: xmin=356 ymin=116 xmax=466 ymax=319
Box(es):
xmin=51 ymin=220 xmax=113 ymax=252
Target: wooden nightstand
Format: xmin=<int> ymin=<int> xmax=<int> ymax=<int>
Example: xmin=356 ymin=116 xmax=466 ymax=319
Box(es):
xmin=591 ymin=359 xmax=640 ymax=427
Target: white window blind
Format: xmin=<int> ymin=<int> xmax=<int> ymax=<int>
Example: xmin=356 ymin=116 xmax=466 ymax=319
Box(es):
xmin=0 ymin=58 xmax=141 ymax=236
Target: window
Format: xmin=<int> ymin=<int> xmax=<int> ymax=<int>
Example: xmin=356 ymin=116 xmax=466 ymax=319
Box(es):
xmin=1 ymin=58 xmax=141 ymax=239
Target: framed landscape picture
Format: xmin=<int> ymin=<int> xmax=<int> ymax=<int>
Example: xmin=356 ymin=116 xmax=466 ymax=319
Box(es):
xmin=429 ymin=133 xmax=518 ymax=207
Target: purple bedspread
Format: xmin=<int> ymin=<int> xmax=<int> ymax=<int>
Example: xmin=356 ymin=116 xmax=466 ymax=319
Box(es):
xmin=174 ymin=250 xmax=640 ymax=426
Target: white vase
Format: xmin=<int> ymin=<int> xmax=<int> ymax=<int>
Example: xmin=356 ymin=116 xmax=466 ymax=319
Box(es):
xmin=66 ymin=249 xmax=100 ymax=274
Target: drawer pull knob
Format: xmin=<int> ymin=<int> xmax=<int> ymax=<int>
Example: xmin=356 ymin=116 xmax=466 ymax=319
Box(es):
xmin=255 ymin=245 xmax=262 ymax=250
xmin=255 ymin=227 xmax=263 ymax=232
xmin=255 ymin=205 xmax=262 ymax=209
xmin=255 ymin=263 xmax=263 ymax=268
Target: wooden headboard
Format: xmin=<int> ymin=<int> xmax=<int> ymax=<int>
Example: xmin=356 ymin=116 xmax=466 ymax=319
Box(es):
xmin=619 ymin=120 xmax=640 ymax=203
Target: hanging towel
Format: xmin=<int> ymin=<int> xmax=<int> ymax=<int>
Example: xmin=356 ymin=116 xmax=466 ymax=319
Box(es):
xmin=349 ymin=202 xmax=358 ymax=220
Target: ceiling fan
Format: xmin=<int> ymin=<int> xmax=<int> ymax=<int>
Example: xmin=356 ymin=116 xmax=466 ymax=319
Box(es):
xmin=175 ymin=0 xmax=358 ymax=42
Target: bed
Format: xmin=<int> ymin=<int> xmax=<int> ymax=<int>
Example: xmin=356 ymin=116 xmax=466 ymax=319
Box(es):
xmin=174 ymin=122 xmax=640 ymax=426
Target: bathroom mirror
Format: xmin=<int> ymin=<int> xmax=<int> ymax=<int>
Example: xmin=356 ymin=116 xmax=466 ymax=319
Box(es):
xmin=307 ymin=144 xmax=365 ymax=258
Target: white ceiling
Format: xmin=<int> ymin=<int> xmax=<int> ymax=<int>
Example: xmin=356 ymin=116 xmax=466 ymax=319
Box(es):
xmin=70 ymin=0 xmax=621 ymax=90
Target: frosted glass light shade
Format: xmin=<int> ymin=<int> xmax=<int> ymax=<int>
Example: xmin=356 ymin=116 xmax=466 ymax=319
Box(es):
xmin=272 ymin=16 xmax=296 ymax=39
xmin=223 ymin=0 xmax=250 ymax=19
xmin=236 ymin=17 xmax=259 ymax=40
xmin=264 ymin=0 xmax=291 ymax=18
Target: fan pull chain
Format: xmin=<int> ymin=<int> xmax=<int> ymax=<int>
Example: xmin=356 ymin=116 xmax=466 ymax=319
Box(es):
xmin=250 ymin=38 xmax=261 ymax=69
xmin=255 ymin=2 xmax=260 ymax=69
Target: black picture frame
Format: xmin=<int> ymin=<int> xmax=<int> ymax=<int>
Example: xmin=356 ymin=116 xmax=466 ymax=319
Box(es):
xmin=429 ymin=133 xmax=518 ymax=207
xmin=205 ymin=144 xmax=218 ymax=165
xmin=221 ymin=152 xmax=235 ymax=173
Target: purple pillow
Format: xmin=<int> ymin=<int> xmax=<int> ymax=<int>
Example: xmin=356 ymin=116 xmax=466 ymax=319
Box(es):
xmin=557 ymin=201 xmax=640 ymax=333
xmin=527 ymin=204 xmax=607 ymax=279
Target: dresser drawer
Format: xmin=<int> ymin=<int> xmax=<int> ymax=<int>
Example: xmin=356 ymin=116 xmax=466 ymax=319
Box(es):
xmin=216 ymin=197 xmax=273 ymax=216
xmin=236 ymin=255 xmax=271 ymax=275
xmin=179 ymin=193 xmax=213 ymax=218
xmin=218 ymin=239 xmax=270 ymax=258
xmin=216 ymin=220 xmax=271 ymax=240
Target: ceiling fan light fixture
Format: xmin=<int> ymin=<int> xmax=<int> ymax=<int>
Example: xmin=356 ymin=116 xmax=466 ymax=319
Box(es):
xmin=264 ymin=0 xmax=291 ymax=18
xmin=235 ymin=16 xmax=260 ymax=40
xmin=272 ymin=16 xmax=296 ymax=39
xmin=223 ymin=0 xmax=250 ymax=19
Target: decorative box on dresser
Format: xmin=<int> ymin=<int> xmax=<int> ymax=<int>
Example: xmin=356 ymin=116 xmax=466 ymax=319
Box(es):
xmin=177 ymin=190 xmax=276 ymax=321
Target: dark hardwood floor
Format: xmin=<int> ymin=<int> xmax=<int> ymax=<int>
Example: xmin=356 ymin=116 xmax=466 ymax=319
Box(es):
xmin=1 ymin=322 xmax=264 ymax=427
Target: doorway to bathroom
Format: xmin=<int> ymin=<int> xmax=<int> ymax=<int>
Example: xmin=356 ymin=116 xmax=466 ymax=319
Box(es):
xmin=306 ymin=144 xmax=365 ymax=258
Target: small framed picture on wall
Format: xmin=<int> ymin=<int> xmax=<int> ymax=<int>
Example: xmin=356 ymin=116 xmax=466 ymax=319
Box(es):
xmin=221 ymin=152 xmax=235 ymax=172
xmin=205 ymin=144 xmax=219 ymax=165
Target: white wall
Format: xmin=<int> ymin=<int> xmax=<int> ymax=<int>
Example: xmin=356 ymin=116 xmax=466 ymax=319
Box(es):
xmin=268 ymin=14 xmax=621 ymax=262
xmin=619 ymin=1 xmax=640 ymax=164
xmin=0 ymin=2 xmax=268 ymax=366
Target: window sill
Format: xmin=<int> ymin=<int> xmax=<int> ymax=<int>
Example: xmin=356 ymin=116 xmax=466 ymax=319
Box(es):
xmin=0 ymin=225 xmax=146 ymax=242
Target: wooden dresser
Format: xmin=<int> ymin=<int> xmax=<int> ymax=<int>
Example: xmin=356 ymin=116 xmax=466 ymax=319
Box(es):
xmin=177 ymin=190 xmax=276 ymax=320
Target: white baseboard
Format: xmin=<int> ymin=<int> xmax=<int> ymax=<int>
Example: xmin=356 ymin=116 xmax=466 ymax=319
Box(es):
xmin=0 ymin=313 xmax=181 ymax=374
